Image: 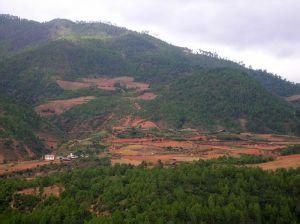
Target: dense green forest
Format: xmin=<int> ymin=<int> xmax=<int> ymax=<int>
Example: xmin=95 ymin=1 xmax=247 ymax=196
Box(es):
xmin=1 ymin=14 xmax=299 ymax=104
xmin=0 ymin=158 xmax=299 ymax=224
xmin=0 ymin=94 xmax=51 ymax=159
xmin=142 ymin=68 xmax=300 ymax=133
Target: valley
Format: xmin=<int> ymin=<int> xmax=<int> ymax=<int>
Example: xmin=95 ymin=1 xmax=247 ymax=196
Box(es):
xmin=1 ymin=127 xmax=300 ymax=176
xmin=0 ymin=14 xmax=300 ymax=224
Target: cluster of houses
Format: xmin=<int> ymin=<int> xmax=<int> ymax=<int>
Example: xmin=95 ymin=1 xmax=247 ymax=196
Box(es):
xmin=44 ymin=153 xmax=88 ymax=161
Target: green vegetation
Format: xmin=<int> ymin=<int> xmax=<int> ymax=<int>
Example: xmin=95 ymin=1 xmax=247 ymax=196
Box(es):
xmin=0 ymin=14 xmax=300 ymax=138
xmin=142 ymin=68 xmax=300 ymax=134
xmin=0 ymin=159 xmax=299 ymax=223
xmin=0 ymin=94 xmax=52 ymax=158
xmin=53 ymin=96 xmax=134 ymax=134
xmin=59 ymin=132 xmax=109 ymax=156
xmin=214 ymin=155 xmax=275 ymax=164
xmin=247 ymin=69 xmax=300 ymax=97
xmin=279 ymin=145 xmax=300 ymax=155
xmin=116 ymin=127 xmax=147 ymax=138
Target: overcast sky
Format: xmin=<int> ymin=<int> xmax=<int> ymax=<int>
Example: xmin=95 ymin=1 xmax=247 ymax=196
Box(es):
xmin=1 ymin=0 xmax=299 ymax=83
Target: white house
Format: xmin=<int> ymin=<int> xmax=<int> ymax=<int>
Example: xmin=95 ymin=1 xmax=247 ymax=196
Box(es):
xmin=67 ymin=153 xmax=78 ymax=159
xmin=44 ymin=154 xmax=55 ymax=161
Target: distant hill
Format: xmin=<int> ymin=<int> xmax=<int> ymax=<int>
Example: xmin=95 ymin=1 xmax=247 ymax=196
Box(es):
xmin=0 ymin=14 xmax=299 ymax=146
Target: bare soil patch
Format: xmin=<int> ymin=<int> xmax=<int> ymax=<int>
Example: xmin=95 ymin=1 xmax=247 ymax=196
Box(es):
xmin=57 ymin=76 xmax=150 ymax=92
xmin=112 ymin=154 xmax=202 ymax=166
xmin=285 ymin=94 xmax=300 ymax=102
xmin=35 ymin=96 xmax=95 ymax=116
xmin=129 ymin=92 xmax=157 ymax=100
xmin=82 ymin=76 xmax=150 ymax=91
xmin=113 ymin=116 xmax=158 ymax=131
xmin=253 ymin=154 xmax=300 ymax=170
xmin=107 ymin=132 xmax=300 ymax=168
xmin=17 ymin=184 xmax=64 ymax=197
xmin=57 ymin=80 xmax=91 ymax=90
xmin=0 ymin=160 xmax=60 ymax=175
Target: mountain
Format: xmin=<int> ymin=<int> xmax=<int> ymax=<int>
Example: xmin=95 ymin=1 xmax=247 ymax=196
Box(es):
xmin=142 ymin=68 xmax=299 ymax=133
xmin=0 ymin=14 xmax=300 ymax=162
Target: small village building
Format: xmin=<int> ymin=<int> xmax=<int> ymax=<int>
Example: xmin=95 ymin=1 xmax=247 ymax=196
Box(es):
xmin=44 ymin=154 xmax=55 ymax=161
xmin=67 ymin=153 xmax=78 ymax=159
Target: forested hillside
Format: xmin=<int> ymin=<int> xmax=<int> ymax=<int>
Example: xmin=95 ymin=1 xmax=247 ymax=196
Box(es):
xmin=142 ymin=68 xmax=300 ymax=134
xmin=0 ymin=94 xmax=52 ymax=161
xmin=0 ymin=14 xmax=299 ymax=138
xmin=0 ymin=159 xmax=299 ymax=223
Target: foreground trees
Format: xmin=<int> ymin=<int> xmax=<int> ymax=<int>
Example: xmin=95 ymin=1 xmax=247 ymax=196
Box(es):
xmin=0 ymin=158 xmax=299 ymax=223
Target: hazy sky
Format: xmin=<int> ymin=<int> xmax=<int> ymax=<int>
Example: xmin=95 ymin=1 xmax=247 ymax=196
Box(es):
xmin=1 ymin=0 xmax=299 ymax=83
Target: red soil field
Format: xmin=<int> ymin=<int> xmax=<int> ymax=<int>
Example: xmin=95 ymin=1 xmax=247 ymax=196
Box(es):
xmin=0 ymin=160 xmax=59 ymax=175
xmin=108 ymin=133 xmax=300 ymax=170
xmin=57 ymin=76 xmax=150 ymax=91
xmin=35 ymin=96 xmax=95 ymax=116
xmin=253 ymin=154 xmax=300 ymax=170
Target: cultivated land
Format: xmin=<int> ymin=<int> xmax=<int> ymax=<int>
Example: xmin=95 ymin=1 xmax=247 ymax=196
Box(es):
xmin=2 ymin=75 xmax=300 ymax=173
xmin=253 ymin=154 xmax=300 ymax=170
xmin=105 ymin=129 xmax=300 ymax=167
xmin=35 ymin=96 xmax=96 ymax=116
xmin=57 ymin=76 xmax=150 ymax=92
xmin=1 ymin=127 xmax=300 ymax=176
xmin=0 ymin=160 xmax=59 ymax=175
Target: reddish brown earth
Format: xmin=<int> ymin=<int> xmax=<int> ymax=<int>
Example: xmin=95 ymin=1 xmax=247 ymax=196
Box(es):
xmin=57 ymin=76 xmax=150 ymax=91
xmin=2 ymin=133 xmax=299 ymax=173
xmin=129 ymin=92 xmax=157 ymax=100
xmin=17 ymin=184 xmax=64 ymax=197
xmin=108 ymin=133 xmax=300 ymax=169
xmin=111 ymin=154 xmax=202 ymax=165
xmin=82 ymin=76 xmax=150 ymax=91
xmin=253 ymin=154 xmax=300 ymax=170
xmin=57 ymin=80 xmax=91 ymax=90
xmin=35 ymin=96 xmax=95 ymax=116
xmin=113 ymin=117 xmax=158 ymax=131
xmin=285 ymin=94 xmax=300 ymax=102
xmin=0 ymin=160 xmax=59 ymax=175
xmin=82 ymin=77 xmax=116 ymax=90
